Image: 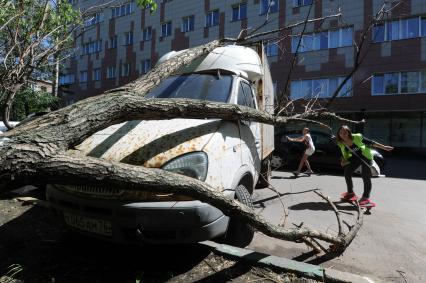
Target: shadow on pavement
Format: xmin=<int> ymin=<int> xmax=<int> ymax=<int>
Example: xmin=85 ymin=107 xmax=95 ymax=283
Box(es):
xmin=0 ymin=205 xmax=212 ymax=283
xmin=288 ymin=201 xmax=358 ymax=214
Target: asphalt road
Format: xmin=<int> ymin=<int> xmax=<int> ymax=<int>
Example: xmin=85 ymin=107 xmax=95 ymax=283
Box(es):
xmin=248 ymin=157 xmax=426 ymax=283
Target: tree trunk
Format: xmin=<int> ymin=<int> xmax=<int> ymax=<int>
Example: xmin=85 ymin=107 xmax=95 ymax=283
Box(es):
xmin=0 ymin=40 xmax=362 ymax=252
xmin=2 ymin=83 xmax=23 ymax=130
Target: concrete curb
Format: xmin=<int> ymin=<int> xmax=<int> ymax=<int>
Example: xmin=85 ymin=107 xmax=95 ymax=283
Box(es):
xmin=200 ymin=241 xmax=375 ymax=283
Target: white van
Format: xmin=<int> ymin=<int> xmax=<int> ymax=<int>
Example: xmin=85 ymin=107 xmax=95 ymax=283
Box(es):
xmin=46 ymin=45 xmax=274 ymax=246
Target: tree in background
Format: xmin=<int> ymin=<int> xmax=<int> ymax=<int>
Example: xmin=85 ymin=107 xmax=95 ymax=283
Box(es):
xmin=0 ymin=85 xmax=58 ymax=121
xmin=0 ymin=0 xmax=157 ymax=129
xmin=0 ymin=0 xmax=80 ymax=129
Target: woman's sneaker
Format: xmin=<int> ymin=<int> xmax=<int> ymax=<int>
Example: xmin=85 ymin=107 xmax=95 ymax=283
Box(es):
xmin=359 ymin=198 xmax=373 ymax=207
xmin=340 ymin=192 xmax=357 ymax=201
xmin=303 ymin=170 xmax=314 ymax=175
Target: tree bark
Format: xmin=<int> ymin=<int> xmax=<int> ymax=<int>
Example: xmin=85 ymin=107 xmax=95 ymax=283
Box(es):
xmin=2 ymin=83 xmax=23 ymax=129
xmin=0 ymin=40 xmax=362 ymax=252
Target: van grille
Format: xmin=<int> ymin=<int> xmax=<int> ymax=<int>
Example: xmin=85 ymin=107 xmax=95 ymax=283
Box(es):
xmin=56 ymin=185 xmax=124 ymax=199
xmin=54 ymin=184 xmax=193 ymax=201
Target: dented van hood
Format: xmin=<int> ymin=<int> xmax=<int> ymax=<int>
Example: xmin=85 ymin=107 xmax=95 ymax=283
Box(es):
xmin=73 ymin=119 xmax=222 ymax=168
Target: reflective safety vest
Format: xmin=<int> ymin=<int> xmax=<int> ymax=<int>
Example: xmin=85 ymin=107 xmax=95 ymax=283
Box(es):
xmin=338 ymin=133 xmax=374 ymax=161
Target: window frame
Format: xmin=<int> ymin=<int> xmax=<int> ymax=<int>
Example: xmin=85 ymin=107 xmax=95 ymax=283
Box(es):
xmin=161 ymin=21 xmax=172 ymax=37
xmin=109 ymin=36 xmax=117 ymax=49
xmin=205 ymin=9 xmax=219 ymax=27
xmin=231 ymin=2 xmax=247 ymax=22
xmin=107 ymin=66 xmax=116 ymax=79
xmin=260 ymin=0 xmax=278 ymax=15
xmin=142 ymin=26 xmax=152 ymax=41
xmin=372 ymin=16 xmax=426 ymax=43
xmin=292 ymin=0 xmax=313 ymax=8
xmin=121 ymin=63 xmax=131 ymax=77
xmin=79 ymin=70 xmax=88 ymax=83
xmin=290 ymin=76 xmax=353 ymax=99
xmin=291 ymin=27 xmax=353 ymax=53
xmin=371 ymin=70 xmax=426 ymax=95
xmin=265 ymin=41 xmax=279 ymax=57
xmin=140 ymin=59 xmax=151 ymax=74
xmin=124 ymin=31 xmax=133 ymax=45
xmin=181 ymin=15 xmax=195 ymax=33
xmin=92 ymin=68 xmax=101 ymax=81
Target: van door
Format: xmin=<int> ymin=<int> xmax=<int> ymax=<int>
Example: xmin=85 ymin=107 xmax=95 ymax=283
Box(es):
xmin=237 ymin=79 xmax=262 ymax=167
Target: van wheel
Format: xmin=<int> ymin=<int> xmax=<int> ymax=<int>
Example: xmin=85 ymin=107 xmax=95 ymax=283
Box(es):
xmin=256 ymin=157 xmax=271 ymax=189
xmin=225 ymin=184 xmax=255 ymax=247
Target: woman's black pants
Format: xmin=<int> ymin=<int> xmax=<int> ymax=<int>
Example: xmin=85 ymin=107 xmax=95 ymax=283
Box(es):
xmin=344 ymin=157 xmax=372 ymax=199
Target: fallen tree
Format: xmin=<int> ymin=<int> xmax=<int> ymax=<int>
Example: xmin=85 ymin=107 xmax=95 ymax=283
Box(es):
xmin=2 ymin=0 xmax=397 ymax=254
xmin=0 ymin=38 xmax=365 ymax=253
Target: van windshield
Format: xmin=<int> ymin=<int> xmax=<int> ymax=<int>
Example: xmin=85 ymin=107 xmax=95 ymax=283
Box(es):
xmin=145 ymin=74 xmax=232 ymax=103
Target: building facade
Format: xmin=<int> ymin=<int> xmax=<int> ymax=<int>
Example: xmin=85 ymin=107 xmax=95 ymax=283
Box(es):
xmin=61 ymin=0 xmax=426 ymax=150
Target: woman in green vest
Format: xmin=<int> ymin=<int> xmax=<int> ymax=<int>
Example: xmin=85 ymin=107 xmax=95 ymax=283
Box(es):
xmin=336 ymin=125 xmax=393 ymax=206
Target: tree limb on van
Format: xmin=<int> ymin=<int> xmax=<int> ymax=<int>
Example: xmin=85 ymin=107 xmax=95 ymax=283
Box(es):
xmin=0 ymin=39 xmax=364 ymax=254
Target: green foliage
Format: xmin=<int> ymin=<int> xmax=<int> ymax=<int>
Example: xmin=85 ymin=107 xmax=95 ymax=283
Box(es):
xmin=0 ymin=86 xmax=58 ymax=121
xmin=136 ymin=0 xmax=157 ymax=13
xmin=0 ymin=0 xmax=82 ymax=81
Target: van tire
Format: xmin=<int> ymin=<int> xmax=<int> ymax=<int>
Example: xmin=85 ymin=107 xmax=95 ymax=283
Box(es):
xmin=225 ymin=184 xmax=255 ymax=247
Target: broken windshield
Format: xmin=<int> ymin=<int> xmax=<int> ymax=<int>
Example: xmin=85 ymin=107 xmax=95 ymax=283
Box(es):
xmin=146 ymin=74 xmax=233 ymax=103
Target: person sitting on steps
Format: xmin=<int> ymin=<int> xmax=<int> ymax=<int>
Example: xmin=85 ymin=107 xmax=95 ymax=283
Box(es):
xmin=336 ymin=125 xmax=394 ymax=206
xmin=287 ymin=127 xmax=315 ymax=176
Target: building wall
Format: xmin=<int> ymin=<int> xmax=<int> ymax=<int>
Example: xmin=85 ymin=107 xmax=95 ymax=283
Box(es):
xmin=61 ymin=0 xmax=426 ymax=148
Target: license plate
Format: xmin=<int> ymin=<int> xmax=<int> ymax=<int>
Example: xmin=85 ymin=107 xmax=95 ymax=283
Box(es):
xmin=63 ymin=212 xmax=112 ymax=237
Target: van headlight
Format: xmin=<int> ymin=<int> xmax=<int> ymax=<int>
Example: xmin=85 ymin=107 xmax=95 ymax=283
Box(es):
xmin=162 ymin=152 xmax=208 ymax=181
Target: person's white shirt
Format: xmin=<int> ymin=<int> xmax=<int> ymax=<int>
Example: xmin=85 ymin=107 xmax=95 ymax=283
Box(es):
xmin=305 ymin=133 xmax=315 ymax=150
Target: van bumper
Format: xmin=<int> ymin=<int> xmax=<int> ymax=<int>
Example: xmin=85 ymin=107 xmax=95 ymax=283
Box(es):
xmin=46 ymin=185 xmax=230 ymax=244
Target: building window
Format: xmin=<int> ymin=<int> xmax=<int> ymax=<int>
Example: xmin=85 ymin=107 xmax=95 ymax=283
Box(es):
xmin=372 ymin=70 xmax=426 ymax=95
xmin=79 ymin=71 xmax=87 ymax=83
xmin=59 ymin=74 xmax=75 ymax=85
xmin=83 ymin=40 xmax=102 ymax=55
xmin=107 ymin=66 xmax=116 ymax=79
xmin=142 ymin=26 xmax=152 ymax=41
xmin=265 ymin=41 xmax=278 ymax=56
xmin=401 ymin=72 xmax=419 ymax=93
xmin=373 ymin=16 xmax=426 ymax=43
xmin=111 ymin=2 xmax=133 ymax=18
xmin=290 ymin=77 xmax=352 ymax=99
xmin=260 ymin=0 xmax=278 ymax=15
xmin=109 ymin=36 xmax=117 ymax=49
xmin=291 ymin=27 xmax=353 ymax=53
xmin=205 ymin=10 xmax=219 ymax=27
xmin=140 ymin=59 xmax=151 ymax=74
xmin=372 ymin=24 xmax=385 ymax=42
xmin=124 ymin=32 xmax=133 ymax=45
xmin=121 ymin=63 xmax=131 ymax=77
xmin=384 ymin=73 xmax=399 ymax=94
xmin=161 ymin=21 xmax=172 ymax=37
xmin=421 ymin=17 xmax=426 ymax=37
xmin=293 ymin=0 xmax=313 ymax=8
xmin=93 ymin=68 xmax=101 ymax=81
xmin=182 ymin=16 xmax=195 ymax=32
xmin=84 ymin=13 xmax=102 ymax=27
xmin=232 ymin=3 xmax=247 ymax=21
